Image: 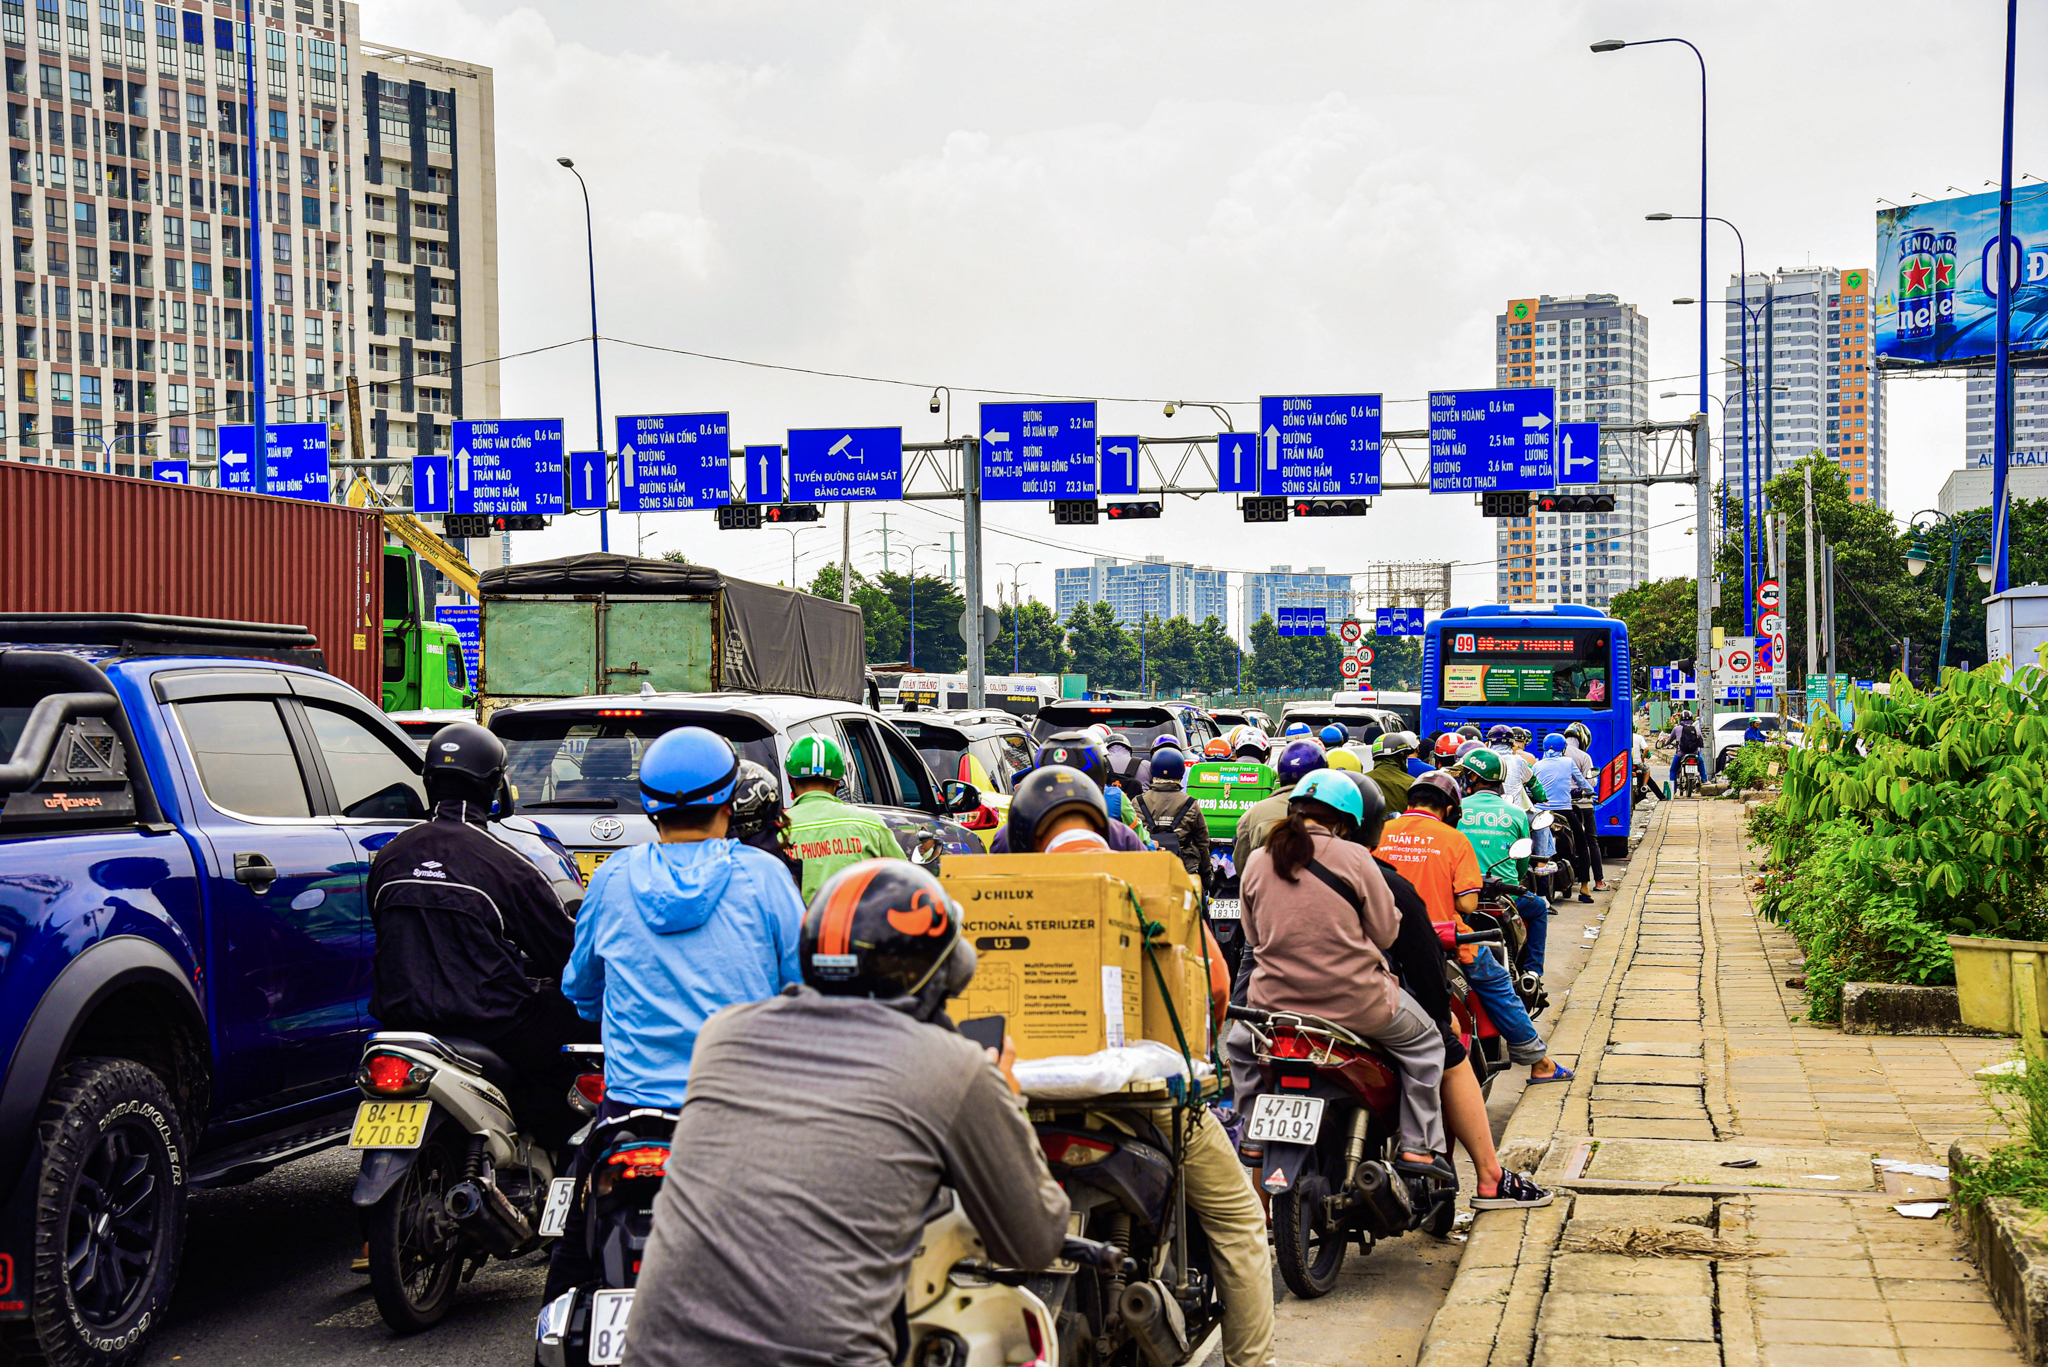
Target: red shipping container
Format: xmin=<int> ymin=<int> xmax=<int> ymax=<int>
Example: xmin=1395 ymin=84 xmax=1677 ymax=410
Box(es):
xmin=0 ymin=462 xmax=381 ymax=701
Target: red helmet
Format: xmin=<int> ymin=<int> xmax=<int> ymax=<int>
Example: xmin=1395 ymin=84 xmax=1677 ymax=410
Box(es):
xmin=1433 ymin=733 xmax=1465 ymax=759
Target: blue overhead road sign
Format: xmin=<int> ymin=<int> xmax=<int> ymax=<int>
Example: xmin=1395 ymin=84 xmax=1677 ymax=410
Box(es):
xmin=219 ymin=422 xmax=330 ymax=502
xmin=1217 ymin=432 xmax=1259 ymax=492
xmin=980 ymin=402 xmax=1096 ymax=501
xmin=1427 ymin=388 xmax=1556 ymax=492
xmin=1278 ymin=606 xmax=1328 ymax=637
xmin=151 ymin=459 xmax=188 ymax=484
xmin=567 ymin=452 xmax=609 ymax=510
xmin=788 ymin=427 xmax=903 ymax=502
xmin=744 ymin=444 xmax=783 ymax=504
xmin=1098 ymin=436 xmax=1142 ymax=496
xmin=1556 ymin=422 xmax=1601 ymax=485
xmin=413 ymin=456 xmax=449 ymax=512
xmin=617 ymin=412 xmax=731 ymax=512
xmin=1258 ymin=395 xmax=1381 ymax=498
xmin=1375 ymin=607 xmax=1425 ymax=636
xmin=452 ymin=418 xmax=566 ymax=515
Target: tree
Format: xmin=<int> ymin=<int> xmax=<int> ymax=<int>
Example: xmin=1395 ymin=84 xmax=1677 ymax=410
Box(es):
xmin=1610 ymin=577 xmax=1701 ymax=685
xmin=989 ymin=599 xmax=1070 ymax=677
xmin=1066 ymin=601 xmax=1135 ymax=690
xmin=876 ymin=572 xmax=965 ymax=672
xmin=659 ymin=550 xmax=690 ymax=564
xmin=1366 ymin=636 xmax=1422 ymax=691
xmin=806 ymin=563 xmax=908 ymax=664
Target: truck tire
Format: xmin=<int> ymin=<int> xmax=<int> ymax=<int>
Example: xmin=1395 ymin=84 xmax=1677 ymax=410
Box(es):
xmin=25 ymin=1058 xmax=187 ymax=1367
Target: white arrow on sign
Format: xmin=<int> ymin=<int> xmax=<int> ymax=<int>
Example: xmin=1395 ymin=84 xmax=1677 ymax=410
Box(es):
xmin=984 ymin=430 xmax=1010 ymax=444
xmin=1560 ymin=430 xmax=1596 ymax=478
xmin=1523 ymin=412 xmax=1552 ymax=430
xmin=1108 ymin=443 xmax=1133 ymax=487
xmin=1264 ymin=424 xmax=1280 ymax=471
xmin=221 ymin=450 xmax=246 ymax=466
xmin=457 ymin=448 xmax=471 ymax=492
xmin=1233 ymin=440 xmax=1245 ymax=486
xmin=621 ymin=444 xmax=635 ymax=487
xmin=581 ymin=458 xmax=595 ymax=505
xmin=757 ymin=450 xmax=770 ymax=495
xmin=423 ymin=463 xmax=437 ymax=507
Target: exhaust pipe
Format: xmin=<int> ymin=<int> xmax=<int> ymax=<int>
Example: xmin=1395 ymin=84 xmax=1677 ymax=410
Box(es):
xmin=446 ymin=1176 xmax=537 ymax=1256
xmin=1349 ymin=1160 xmax=1416 ymax=1234
xmin=1117 ymin=1280 xmax=1189 ymax=1367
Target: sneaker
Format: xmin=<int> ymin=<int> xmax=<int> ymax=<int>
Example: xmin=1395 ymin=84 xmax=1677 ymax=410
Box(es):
xmin=1471 ymin=1170 xmax=1554 ymax=1210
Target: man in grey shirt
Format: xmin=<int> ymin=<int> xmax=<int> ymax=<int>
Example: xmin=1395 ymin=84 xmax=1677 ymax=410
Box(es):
xmin=623 ymin=861 xmax=1070 ymax=1367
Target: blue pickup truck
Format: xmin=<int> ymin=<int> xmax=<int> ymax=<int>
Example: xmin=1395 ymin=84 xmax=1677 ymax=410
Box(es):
xmin=0 ymin=616 xmax=577 ymax=1367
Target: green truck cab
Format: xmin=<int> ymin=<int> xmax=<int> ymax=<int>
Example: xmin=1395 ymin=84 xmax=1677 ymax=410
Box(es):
xmin=382 ymin=545 xmax=475 ymax=712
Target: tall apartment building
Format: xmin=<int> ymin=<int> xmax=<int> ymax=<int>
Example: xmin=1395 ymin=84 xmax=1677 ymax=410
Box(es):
xmin=1722 ymin=266 xmax=1886 ymax=505
xmin=1242 ymin=564 xmax=1352 ymax=636
xmin=1936 ymin=369 xmax=2048 ymax=514
xmin=1054 ymin=554 xmax=1229 ymax=628
xmin=1493 ymin=293 xmax=1650 ymax=609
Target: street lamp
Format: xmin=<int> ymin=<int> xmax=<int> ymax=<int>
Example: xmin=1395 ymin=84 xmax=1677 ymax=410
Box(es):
xmin=994 ymin=560 xmax=1043 ymax=676
xmin=558 ymin=157 xmax=608 ymax=552
xmin=773 ymin=524 xmax=822 ymax=588
xmin=1902 ymin=508 xmax=1995 ymax=676
xmin=1163 ymin=401 xmax=1235 ymax=431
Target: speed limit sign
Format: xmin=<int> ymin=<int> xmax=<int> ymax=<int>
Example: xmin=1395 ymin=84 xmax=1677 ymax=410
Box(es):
xmin=1339 ymin=618 xmax=1364 ymax=644
xmin=1353 ymin=644 xmax=1375 ymax=666
xmin=1759 ymin=610 xmax=1784 ymax=638
xmin=1340 ymin=656 xmax=1363 ymax=679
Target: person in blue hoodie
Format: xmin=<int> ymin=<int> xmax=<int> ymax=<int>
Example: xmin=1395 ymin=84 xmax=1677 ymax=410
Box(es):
xmin=543 ymin=725 xmax=806 ymax=1298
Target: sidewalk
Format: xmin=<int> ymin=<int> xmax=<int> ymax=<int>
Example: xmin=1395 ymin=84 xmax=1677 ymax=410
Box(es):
xmin=1420 ymin=798 xmax=2018 ymax=1367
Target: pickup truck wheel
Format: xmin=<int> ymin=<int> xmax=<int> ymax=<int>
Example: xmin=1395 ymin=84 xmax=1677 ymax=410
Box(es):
xmin=26 ymin=1057 xmax=186 ymax=1367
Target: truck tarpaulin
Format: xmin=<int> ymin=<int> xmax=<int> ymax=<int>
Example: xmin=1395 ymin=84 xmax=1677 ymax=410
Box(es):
xmin=0 ymin=462 xmax=381 ymax=700
xmin=477 ymin=553 xmax=866 ymax=704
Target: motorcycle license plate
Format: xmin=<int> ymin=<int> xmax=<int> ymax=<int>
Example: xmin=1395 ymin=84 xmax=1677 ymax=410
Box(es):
xmin=588 ymin=1288 xmax=634 ymax=1366
xmin=1245 ymin=1094 xmax=1325 ymax=1145
xmin=347 ymin=1100 xmax=430 ymax=1149
xmin=537 ymin=1177 xmax=577 ymax=1238
xmin=1209 ymin=897 xmax=1241 ymax=920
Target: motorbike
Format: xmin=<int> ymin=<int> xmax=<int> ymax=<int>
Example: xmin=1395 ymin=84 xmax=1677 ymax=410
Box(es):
xmin=1465 ymin=823 xmax=1547 ymax=1019
xmin=1205 ymin=849 xmax=1244 ymax=980
xmin=350 ymin=1031 xmax=583 ymax=1332
xmin=904 ymin=1195 xmax=1127 ymax=1367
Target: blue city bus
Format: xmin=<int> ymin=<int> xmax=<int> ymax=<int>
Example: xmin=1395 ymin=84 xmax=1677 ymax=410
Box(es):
xmin=1420 ymin=604 xmax=1633 ymax=851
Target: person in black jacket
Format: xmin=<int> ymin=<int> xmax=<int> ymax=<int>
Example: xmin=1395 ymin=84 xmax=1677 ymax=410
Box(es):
xmin=367 ymin=722 xmax=595 ymax=1147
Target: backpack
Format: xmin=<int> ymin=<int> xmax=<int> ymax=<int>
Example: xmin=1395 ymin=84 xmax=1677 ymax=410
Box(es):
xmin=1135 ymin=790 xmax=1194 ymax=859
xmin=1677 ymin=721 xmax=1701 ymax=753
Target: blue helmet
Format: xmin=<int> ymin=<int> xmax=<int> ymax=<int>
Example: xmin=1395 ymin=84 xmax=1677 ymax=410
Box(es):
xmin=1318 ymin=724 xmax=1349 ymax=747
xmin=1151 ymin=747 xmax=1186 ymax=783
xmin=1542 ymin=732 xmax=1568 ymax=754
xmin=638 ymin=727 xmax=741 ymax=816
xmin=1276 ymin=738 xmax=1328 ymax=787
xmin=1291 ymin=769 xmax=1365 ymax=825
xmin=1283 ymin=721 xmax=1313 ymax=738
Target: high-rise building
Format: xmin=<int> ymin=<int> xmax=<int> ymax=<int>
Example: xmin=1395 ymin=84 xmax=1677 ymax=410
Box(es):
xmin=1937 ymin=369 xmax=2048 ymax=514
xmin=1241 ymin=564 xmax=1352 ymax=634
xmin=1722 ymin=266 xmax=1886 ymax=505
xmin=1054 ymin=554 xmax=1228 ymax=628
xmin=1493 ymin=293 xmax=1650 ymax=609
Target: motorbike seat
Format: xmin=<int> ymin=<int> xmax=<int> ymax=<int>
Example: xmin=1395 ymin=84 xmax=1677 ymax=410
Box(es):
xmin=436 ymin=1035 xmax=519 ymax=1093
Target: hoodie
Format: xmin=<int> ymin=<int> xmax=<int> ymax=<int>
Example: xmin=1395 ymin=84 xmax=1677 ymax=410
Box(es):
xmin=563 ymin=837 xmax=806 ymax=1107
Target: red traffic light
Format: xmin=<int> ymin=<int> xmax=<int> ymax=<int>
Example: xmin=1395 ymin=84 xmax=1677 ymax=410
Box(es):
xmin=1105 ymin=501 xmax=1162 ymax=520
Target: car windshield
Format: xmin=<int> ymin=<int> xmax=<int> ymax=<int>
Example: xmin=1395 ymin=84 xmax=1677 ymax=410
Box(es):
xmin=1281 ymin=709 xmax=1384 ymax=742
xmin=1030 ymin=704 xmax=1181 ymax=749
xmin=493 ymin=708 xmax=778 ymax=812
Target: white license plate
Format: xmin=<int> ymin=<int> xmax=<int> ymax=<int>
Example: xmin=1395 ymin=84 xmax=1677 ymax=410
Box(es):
xmin=588 ymin=1288 xmax=634 ymax=1366
xmin=1209 ymin=897 xmax=1241 ymax=920
xmin=1245 ymin=1093 xmax=1325 ymax=1145
xmin=537 ymin=1177 xmax=576 ymax=1239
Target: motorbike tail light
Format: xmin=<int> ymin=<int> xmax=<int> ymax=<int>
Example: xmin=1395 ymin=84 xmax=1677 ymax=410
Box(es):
xmin=1270 ymin=1031 xmax=1314 ymax=1060
xmin=959 ymin=803 xmax=1001 ymax=830
xmin=360 ymin=1052 xmax=430 ymax=1097
xmin=575 ymin=1072 xmax=606 ymax=1107
xmin=1040 ymin=1133 xmax=1115 ymax=1168
xmin=1022 ymin=1307 xmax=1049 ymax=1365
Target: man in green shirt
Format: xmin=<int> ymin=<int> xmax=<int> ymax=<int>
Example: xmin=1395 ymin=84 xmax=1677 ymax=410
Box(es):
xmin=1367 ymin=731 xmax=1419 ymax=814
xmin=784 ymin=735 xmax=904 ymax=901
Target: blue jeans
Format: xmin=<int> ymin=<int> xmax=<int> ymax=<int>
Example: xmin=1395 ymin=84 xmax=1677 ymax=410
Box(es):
xmin=1514 ymin=892 xmax=1549 ymax=977
xmin=1669 ymin=751 xmax=1702 ymax=785
xmin=1463 ymin=942 xmax=1547 ymax=1065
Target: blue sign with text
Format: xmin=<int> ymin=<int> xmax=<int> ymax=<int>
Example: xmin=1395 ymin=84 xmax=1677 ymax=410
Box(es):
xmin=412 ymin=456 xmax=449 ymax=512
xmin=1278 ymin=606 xmax=1328 ymax=637
xmin=151 ymin=459 xmax=189 ymax=484
xmin=1556 ymin=422 xmax=1601 ymax=486
xmin=617 ymin=413 xmax=731 ymax=512
xmin=1098 ymin=436 xmax=1141 ymax=496
xmin=1375 ymin=607 xmax=1425 ymax=637
xmin=1259 ymin=395 xmax=1381 ymax=497
xmin=1217 ymin=432 xmax=1259 ymax=492
xmin=1427 ymin=388 xmax=1555 ymax=492
xmin=219 ymin=422 xmax=330 ymax=501
xmin=788 ymin=427 xmax=903 ymax=502
xmin=436 ymin=606 xmax=480 ymax=685
xmin=1650 ymin=666 xmax=1668 ymax=691
xmin=567 ymin=452 xmax=609 ymax=510
xmin=980 ymin=402 xmax=1096 ymax=501
xmin=744 ymin=444 xmax=783 ymax=504
xmin=452 ymin=418 xmax=566 ymax=515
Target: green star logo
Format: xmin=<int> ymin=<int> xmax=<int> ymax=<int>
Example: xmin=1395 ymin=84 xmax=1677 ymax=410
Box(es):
xmin=1512 ymin=302 xmax=1530 ymax=320
xmin=1845 ymin=270 xmax=1863 ymax=290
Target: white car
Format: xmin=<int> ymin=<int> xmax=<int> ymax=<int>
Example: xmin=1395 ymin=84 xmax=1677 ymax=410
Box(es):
xmin=1710 ymin=712 xmax=1805 ymax=774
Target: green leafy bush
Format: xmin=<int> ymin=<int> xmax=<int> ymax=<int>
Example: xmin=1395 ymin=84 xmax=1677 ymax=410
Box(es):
xmin=1954 ymin=1053 xmax=2048 ymax=1215
xmin=1723 ymin=741 xmax=1787 ymax=794
xmin=1767 ymin=820 xmax=1954 ymax=1020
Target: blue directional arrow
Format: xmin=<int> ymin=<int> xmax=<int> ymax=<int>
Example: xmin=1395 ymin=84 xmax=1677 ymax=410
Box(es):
xmin=1217 ymin=432 xmax=1259 ymax=492
xmin=1556 ymin=422 xmax=1600 ymax=485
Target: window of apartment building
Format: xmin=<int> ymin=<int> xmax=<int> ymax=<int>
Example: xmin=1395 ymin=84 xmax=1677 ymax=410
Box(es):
xmin=162 ymin=213 xmax=180 ymax=247
xmin=270 ymin=228 xmax=289 ymax=263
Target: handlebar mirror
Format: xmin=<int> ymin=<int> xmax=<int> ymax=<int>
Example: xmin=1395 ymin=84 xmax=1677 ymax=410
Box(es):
xmin=1530 ymin=811 xmax=1555 ymax=830
xmin=1508 ymin=837 xmax=1534 ymax=860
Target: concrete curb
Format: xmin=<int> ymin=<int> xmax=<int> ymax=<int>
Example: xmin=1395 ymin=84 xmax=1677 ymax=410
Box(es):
xmin=1842 ymin=981 xmax=1997 ymax=1036
xmin=1954 ymin=1137 xmax=2048 ymax=1365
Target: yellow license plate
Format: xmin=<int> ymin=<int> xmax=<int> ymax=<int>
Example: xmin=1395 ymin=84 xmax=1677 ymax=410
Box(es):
xmin=348 ymin=1100 xmax=431 ymax=1149
xmin=575 ymin=850 xmax=615 ymax=882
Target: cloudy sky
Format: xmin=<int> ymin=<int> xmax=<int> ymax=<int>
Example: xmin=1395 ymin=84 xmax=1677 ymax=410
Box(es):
xmin=359 ymin=0 xmax=2039 ymax=630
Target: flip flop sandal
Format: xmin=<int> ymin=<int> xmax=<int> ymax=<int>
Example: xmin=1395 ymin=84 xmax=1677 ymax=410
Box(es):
xmin=1526 ymin=1063 xmax=1574 ymax=1085
xmin=1471 ymin=1170 xmax=1555 ymax=1210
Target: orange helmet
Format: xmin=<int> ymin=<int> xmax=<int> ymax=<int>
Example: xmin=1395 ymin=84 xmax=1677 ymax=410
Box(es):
xmin=1203 ymin=737 xmax=1232 ymax=758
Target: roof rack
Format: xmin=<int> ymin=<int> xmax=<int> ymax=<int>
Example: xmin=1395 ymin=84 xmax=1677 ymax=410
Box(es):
xmin=0 ymin=614 xmax=327 ymax=671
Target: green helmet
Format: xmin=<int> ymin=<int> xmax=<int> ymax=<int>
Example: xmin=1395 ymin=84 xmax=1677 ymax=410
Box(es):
xmin=786 ymin=734 xmax=847 ymax=780
xmin=1457 ymin=747 xmax=1505 ymax=785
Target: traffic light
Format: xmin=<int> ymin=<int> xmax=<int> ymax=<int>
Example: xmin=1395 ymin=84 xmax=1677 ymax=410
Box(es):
xmin=1482 ymin=490 xmax=1531 ymax=518
xmin=1241 ymin=496 xmax=1288 ymax=523
xmin=717 ymin=504 xmax=763 ymax=530
xmin=764 ymin=504 xmax=823 ymax=523
xmin=1289 ymin=498 xmax=1370 ymax=518
xmin=1052 ymin=500 xmax=1099 ymax=526
xmin=1105 ymin=501 xmax=1162 ymax=520
xmin=443 ymin=514 xmax=547 ymax=536
xmin=1535 ymin=493 xmax=1616 ymax=514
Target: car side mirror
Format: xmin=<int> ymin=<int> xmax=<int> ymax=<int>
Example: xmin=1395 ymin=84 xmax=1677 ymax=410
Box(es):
xmin=1530 ymin=811 xmax=1555 ymax=830
xmin=1509 ymin=837 xmax=1534 ymax=860
xmin=940 ymin=779 xmax=982 ymax=814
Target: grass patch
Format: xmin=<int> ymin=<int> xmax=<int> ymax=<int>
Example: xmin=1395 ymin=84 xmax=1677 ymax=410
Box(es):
xmin=1954 ymin=1051 xmax=2048 ymax=1216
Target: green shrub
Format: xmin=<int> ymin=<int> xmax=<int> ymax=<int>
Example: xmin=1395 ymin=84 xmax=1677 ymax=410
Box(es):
xmin=1954 ymin=1053 xmax=2048 ymax=1215
xmin=1724 ymin=741 xmax=1787 ymax=794
xmin=1768 ymin=819 xmax=1955 ymax=1021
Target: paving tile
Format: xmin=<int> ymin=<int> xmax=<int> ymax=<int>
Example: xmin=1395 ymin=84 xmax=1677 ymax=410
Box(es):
xmin=1750 ymin=1273 xmax=1884 ymax=1299
xmin=1533 ymin=1338 xmax=1723 ymax=1367
xmin=1896 ymin=1352 xmax=2026 ymax=1367
xmin=1759 ymin=1319 xmax=1898 ymax=1348
xmin=1894 ymin=1324 xmax=2021 ymax=1350
xmin=1871 ymin=1256 xmax=1981 ymax=1280
xmin=1535 ymin=1292 xmax=1716 ymax=1342
xmin=1761 ymin=1345 xmax=1902 ymax=1367
xmin=1547 ymin=1254 xmax=1713 ymax=1297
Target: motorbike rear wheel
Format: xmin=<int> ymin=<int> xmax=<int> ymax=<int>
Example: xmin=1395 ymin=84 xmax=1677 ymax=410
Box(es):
xmin=366 ymin=1133 xmax=466 ymax=1333
xmin=1272 ymin=1172 xmax=1347 ymax=1298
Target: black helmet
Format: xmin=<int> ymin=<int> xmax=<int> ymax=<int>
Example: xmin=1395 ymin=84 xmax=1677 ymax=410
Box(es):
xmin=1456 ymin=724 xmax=1482 ymax=741
xmin=1409 ymin=770 xmax=1464 ymax=827
xmin=727 ymin=760 xmax=784 ymax=841
xmin=1034 ymin=731 xmax=1109 ymax=788
xmin=1005 ymin=765 xmax=1109 ymax=852
xmin=426 ymin=722 xmax=506 ymax=805
xmin=800 ymin=861 xmax=974 ymax=1015
xmin=1333 ymin=769 xmax=1389 ymax=849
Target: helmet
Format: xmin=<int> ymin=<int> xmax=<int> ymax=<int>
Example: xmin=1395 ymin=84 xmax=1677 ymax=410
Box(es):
xmin=1374 ymin=730 xmax=1419 ymax=760
xmin=1333 ymin=770 xmax=1389 ymax=848
xmin=1434 ymin=733 xmax=1465 ymax=761
xmin=638 ymin=727 xmax=740 ymax=816
xmin=424 ymin=722 xmax=506 ymax=804
xmin=1151 ymin=747 xmax=1186 ymax=783
xmin=1543 ymin=732 xmax=1568 ymax=754
xmin=1486 ymin=724 xmax=1515 ymax=745
xmin=1283 ymin=721 xmax=1313 ymax=738
xmin=1276 ymin=739 xmax=1328 ymax=787
xmin=1202 ymin=737 xmax=1232 ymax=758
xmin=1231 ymin=728 xmax=1271 ymax=759
xmin=727 ymin=760 xmax=784 ymax=841
xmin=1326 ymin=748 xmax=1364 ymax=772
xmin=1457 ymin=747 xmax=1506 ymax=787
xmin=1005 ymin=765 xmax=1110 ymax=852
xmin=1150 ymin=734 xmax=1181 ymax=753
xmin=787 ymin=734 xmax=847 ymax=781
xmin=1036 ymin=731 xmax=1108 ymax=786
xmin=1457 ymin=724 xmax=1482 ymax=740
xmin=1290 ymin=769 xmax=1365 ymax=826
xmin=1456 ymin=739 xmax=1484 ymax=759
xmin=1084 ymin=724 xmax=1115 ymax=747
xmin=1318 ymin=724 xmax=1349 ymax=747
xmin=1513 ymin=727 xmax=1534 ymax=745
xmin=799 ymin=861 xmax=973 ymax=1007
xmin=1409 ymin=770 xmax=1464 ymax=826
xmin=1565 ymin=721 xmax=1592 ymax=749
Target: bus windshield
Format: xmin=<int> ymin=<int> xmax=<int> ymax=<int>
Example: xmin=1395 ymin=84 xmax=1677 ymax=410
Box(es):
xmin=1438 ymin=627 xmax=1612 ymax=709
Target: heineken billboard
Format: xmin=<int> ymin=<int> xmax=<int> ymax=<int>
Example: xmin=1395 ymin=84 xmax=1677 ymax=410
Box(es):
xmin=1875 ymin=187 xmax=2048 ymax=367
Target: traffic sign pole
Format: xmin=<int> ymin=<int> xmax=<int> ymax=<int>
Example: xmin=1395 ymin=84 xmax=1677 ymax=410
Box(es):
xmin=964 ymin=435 xmax=985 ymax=709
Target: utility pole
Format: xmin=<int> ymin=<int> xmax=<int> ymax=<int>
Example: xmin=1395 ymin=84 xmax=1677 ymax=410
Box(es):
xmin=1802 ymin=464 xmax=1816 ymax=719
xmin=1823 ymin=542 xmax=1838 ymax=718
xmin=964 ymin=437 xmax=985 ymax=709
xmin=946 ymin=531 xmax=958 ymax=585
xmin=1693 ymin=411 xmax=1717 ymax=757
xmin=878 ymin=512 xmax=892 ymax=576
xmin=841 ymin=504 xmax=851 ymax=604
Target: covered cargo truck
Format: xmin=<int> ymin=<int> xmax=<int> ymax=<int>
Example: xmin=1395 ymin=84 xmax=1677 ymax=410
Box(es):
xmin=476 ymin=552 xmax=866 ymax=709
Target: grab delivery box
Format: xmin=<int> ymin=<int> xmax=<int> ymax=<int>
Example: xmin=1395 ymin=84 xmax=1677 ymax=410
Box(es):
xmin=941 ymin=871 xmax=1144 ymax=1060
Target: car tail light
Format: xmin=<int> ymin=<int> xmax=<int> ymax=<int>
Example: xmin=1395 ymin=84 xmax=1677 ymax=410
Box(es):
xmin=360 ymin=1052 xmax=431 ymax=1097
xmin=960 ymin=803 xmax=1001 ymax=830
xmin=1040 ymin=1133 xmax=1114 ymax=1168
